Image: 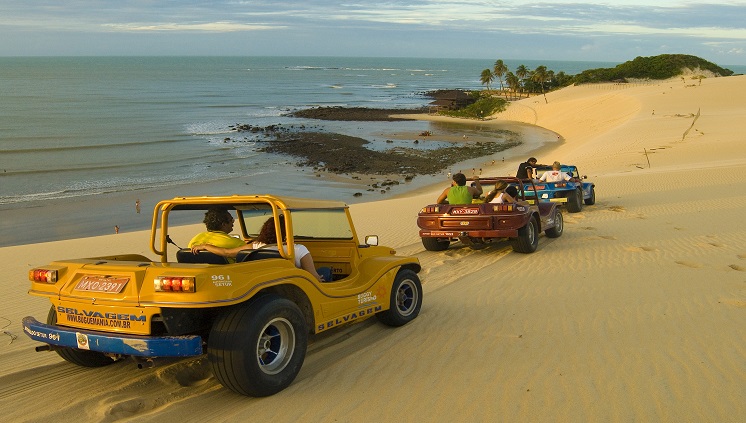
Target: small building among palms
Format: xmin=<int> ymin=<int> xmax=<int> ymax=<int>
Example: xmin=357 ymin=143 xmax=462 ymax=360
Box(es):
xmin=428 ymin=90 xmax=474 ymax=113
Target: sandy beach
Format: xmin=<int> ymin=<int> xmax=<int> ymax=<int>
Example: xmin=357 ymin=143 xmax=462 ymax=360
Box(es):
xmin=1 ymin=75 xmax=744 ymax=422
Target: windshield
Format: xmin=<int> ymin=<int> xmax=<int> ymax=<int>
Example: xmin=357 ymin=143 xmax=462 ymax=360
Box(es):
xmin=292 ymin=209 xmax=353 ymax=240
xmin=239 ymin=208 xmax=353 ymax=240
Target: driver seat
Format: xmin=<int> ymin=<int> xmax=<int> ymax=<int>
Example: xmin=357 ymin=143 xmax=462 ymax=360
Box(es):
xmin=176 ymin=249 xmax=229 ymax=264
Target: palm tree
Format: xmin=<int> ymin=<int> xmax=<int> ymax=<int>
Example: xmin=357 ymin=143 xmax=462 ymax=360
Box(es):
xmin=532 ymin=65 xmax=549 ymax=103
xmin=493 ymin=60 xmax=508 ymax=95
xmin=515 ymin=65 xmax=529 ymax=97
xmin=480 ymin=68 xmax=494 ymax=92
xmin=505 ymin=72 xmax=519 ymax=99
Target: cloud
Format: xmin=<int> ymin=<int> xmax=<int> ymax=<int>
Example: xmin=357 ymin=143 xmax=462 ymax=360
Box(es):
xmin=102 ymin=22 xmax=283 ymax=32
xmin=0 ymin=0 xmax=744 ymax=63
xmin=3 ymin=1 xmax=744 ymax=39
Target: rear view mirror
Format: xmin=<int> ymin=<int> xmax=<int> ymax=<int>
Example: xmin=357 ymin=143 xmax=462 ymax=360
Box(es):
xmin=365 ymin=235 xmax=379 ymax=246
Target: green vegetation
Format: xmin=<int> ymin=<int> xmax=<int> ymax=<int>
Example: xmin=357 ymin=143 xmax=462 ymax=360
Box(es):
xmin=440 ymin=95 xmax=508 ymax=119
xmin=473 ymin=54 xmax=734 ymax=105
xmin=437 ymin=54 xmax=732 ymax=117
xmin=573 ymin=54 xmax=733 ymax=84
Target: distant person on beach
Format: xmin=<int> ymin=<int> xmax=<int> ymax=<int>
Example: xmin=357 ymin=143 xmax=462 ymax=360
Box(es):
xmin=485 ymin=180 xmax=516 ymax=204
xmin=436 ymin=172 xmax=482 ymax=204
xmin=516 ymin=157 xmax=540 ymax=179
xmin=114 ymin=225 xmax=119 ymax=234
xmin=539 ymin=161 xmax=573 ymax=182
xmin=135 ymin=199 xmax=141 ymax=214
xmin=191 ymin=216 xmax=329 ymax=282
xmin=187 ymin=207 xmax=246 ymax=252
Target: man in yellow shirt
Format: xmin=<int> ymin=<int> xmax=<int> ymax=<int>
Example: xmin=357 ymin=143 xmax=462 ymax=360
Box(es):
xmin=188 ymin=207 xmax=246 ymax=251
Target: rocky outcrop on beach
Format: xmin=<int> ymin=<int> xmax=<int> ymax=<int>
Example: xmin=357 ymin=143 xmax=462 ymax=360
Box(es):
xmin=256 ymin=131 xmax=518 ymax=175
xmin=288 ymin=106 xmax=425 ymax=121
xmin=228 ymin=101 xmax=518 ymax=198
xmin=285 ymin=90 xmax=473 ymax=122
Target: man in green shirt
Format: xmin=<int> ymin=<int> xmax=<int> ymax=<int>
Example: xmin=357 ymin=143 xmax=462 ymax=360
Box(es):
xmin=436 ymin=173 xmax=482 ymax=204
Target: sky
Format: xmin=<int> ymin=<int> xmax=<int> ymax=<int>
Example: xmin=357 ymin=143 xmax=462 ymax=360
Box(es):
xmin=1 ymin=1 xmax=745 ymax=66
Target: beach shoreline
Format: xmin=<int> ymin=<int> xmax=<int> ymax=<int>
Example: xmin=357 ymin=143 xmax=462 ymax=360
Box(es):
xmin=0 ymin=116 xmax=558 ymax=248
xmin=2 ymin=75 xmax=744 ymax=422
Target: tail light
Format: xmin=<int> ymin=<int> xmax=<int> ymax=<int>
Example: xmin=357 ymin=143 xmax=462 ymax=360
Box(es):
xmin=154 ymin=276 xmax=196 ymax=293
xmin=492 ymin=204 xmax=514 ymax=212
xmin=29 ymin=268 xmax=58 ymax=283
xmin=420 ymin=206 xmax=440 ymax=213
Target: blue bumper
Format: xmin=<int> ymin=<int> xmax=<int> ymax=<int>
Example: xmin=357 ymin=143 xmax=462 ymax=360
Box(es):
xmin=22 ymin=316 xmax=203 ymax=357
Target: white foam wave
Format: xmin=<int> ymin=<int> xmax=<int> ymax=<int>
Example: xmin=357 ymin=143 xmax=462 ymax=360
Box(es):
xmin=185 ymin=121 xmax=234 ymax=136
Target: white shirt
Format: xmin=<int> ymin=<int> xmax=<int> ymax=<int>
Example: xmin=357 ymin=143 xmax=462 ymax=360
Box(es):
xmin=252 ymin=242 xmax=310 ymax=269
xmin=489 ymin=192 xmax=508 ymax=203
xmin=540 ymin=170 xmax=571 ymax=182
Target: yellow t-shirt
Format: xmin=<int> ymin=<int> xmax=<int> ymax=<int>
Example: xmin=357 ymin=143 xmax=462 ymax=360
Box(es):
xmin=188 ymin=231 xmax=246 ymax=249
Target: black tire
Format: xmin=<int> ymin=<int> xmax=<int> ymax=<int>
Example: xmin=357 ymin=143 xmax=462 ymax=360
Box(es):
xmin=422 ymin=237 xmax=449 ymax=251
xmin=511 ymin=217 xmax=539 ymax=253
xmin=46 ymin=307 xmax=117 ymax=367
xmin=208 ymin=295 xmax=307 ymax=397
xmin=376 ymin=269 xmax=423 ymax=327
xmin=584 ymin=186 xmax=596 ymax=205
xmin=566 ymin=188 xmax=583 ymax=213
xmin=545 ymin=209 xmax=564 ymax=238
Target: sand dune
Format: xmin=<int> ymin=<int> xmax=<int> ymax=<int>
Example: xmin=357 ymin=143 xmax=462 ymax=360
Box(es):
xmin=1 ymin=75 xmax=744 ymax=422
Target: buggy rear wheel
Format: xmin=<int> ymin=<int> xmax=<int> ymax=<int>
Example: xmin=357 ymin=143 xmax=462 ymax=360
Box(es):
xmin=584 ymin=186 xmax=596 ymax=205
xmin=46 ymin=307 xmax=118 ymax=367
xmin=208 ymin=295 xmax=307 ymax=397
xmin=566 ymin=188 xmax=583 ymax=213
xmin=545 ymin=209 xmax=564 ymax=238
xmin=511 ymin=217 xmax=539 ymax=253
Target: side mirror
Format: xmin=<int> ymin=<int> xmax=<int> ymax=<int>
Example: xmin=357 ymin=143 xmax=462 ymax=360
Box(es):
xmin=365 ymin=235 xmax=379 ymax=246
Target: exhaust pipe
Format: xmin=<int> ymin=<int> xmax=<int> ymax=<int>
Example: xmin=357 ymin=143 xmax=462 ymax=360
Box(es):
xmin=135 ymin=357 xmax=156 ymax=369
xmin=133 ymin=356 xmax=179 ymax=369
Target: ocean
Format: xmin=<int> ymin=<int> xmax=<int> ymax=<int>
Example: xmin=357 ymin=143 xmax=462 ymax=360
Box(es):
xmin=0 ymin=56 xmax=693 ymax=246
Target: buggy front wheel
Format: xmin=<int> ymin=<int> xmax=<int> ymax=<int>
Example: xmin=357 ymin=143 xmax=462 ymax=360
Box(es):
xmin=376 ymin=269 xmax=423 ymax=327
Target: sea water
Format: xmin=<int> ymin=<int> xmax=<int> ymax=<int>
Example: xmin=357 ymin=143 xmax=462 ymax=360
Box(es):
xmin=0 ymin=56 xmax=616 ymax=246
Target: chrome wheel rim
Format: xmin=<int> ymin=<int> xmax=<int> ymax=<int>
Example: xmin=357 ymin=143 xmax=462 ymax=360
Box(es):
xmin=256 ymin=317 xmax=295 ymax=375
xmin=396 ymin=280 xmax=418 ymax=317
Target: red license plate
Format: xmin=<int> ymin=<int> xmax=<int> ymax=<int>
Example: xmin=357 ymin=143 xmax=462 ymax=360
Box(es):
xmin=74 ymin=276 xmax=129 ymax=293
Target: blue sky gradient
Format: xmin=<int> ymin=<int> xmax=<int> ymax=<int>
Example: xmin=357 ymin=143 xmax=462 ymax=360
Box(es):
xmin=2 ymin=1 xmax=744 ymax=65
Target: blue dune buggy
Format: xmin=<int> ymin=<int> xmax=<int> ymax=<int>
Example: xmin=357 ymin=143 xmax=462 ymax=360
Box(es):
xmin=525 ymin=165 xmax=595 ymax=213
